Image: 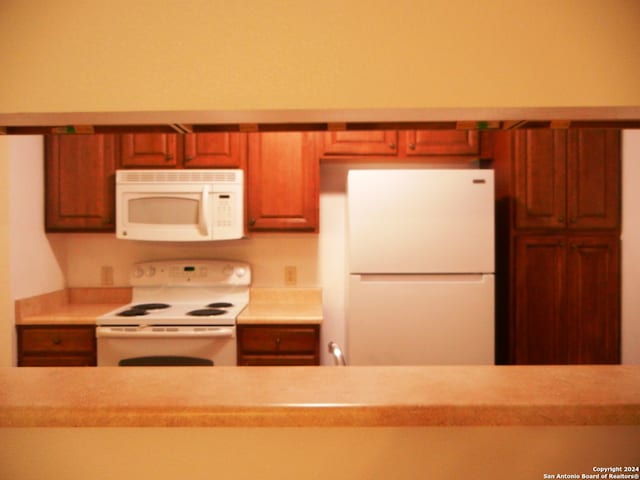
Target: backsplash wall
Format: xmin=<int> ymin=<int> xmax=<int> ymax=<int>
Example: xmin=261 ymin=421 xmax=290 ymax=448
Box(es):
xmin=60 ymin=233 xmax=320 ymax=288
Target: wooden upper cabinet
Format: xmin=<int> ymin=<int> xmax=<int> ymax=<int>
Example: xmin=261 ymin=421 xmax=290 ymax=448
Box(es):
xmin=321 ymin=130 xmax=398 ymax=156
xmin=402 ymin=130 xmax=479 ymax=156
xmin=247 ymin=132 xmax=318 ymax=232
xmin=119 ymin=133 xmax=178 ymax=167
xmin=567 ymin=129 xmax=620 ymax=230
xmin=119 ymin=133 xmax=246 ymax=168
xmin=182 ymin=133 xmax=246 ymax=168
xmin=45 ymin=135 xmax=117 ymax=231
xmin=513 ymin=129 xmax=620 ymax=231
xmin=320 ymin=129 xmax=480 ymax=159
xmin=514 ymin=130 xmax=567 ymax=229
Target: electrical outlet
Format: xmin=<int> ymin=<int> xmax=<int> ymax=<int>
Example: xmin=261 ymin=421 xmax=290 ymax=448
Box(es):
xmin=101 ymin=266 xmax=114 ymax=286
xmin=284 ymin=266 xmax=297 ymax=286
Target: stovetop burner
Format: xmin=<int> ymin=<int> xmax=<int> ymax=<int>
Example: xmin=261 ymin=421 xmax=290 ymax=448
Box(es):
xmin=207 ymin=302 xmax=233 ymax=308
xmin=187 ymin=308 xmax=227 ymax=317
xmin=116 ymin=302 xmax=171 ymax=317
xmin=132 ymin=303 xmax=171 ymax=310
xmin=117 ymin=308 xmax=147 ymax=317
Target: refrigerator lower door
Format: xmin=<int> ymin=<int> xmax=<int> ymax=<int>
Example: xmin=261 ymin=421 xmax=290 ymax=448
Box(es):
xmin=347 ymin=273 xmax=494 ymax=365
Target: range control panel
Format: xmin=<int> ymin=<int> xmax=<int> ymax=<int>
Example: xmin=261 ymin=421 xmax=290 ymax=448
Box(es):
xmin=129 ymin=259 xmax=251 ymax=287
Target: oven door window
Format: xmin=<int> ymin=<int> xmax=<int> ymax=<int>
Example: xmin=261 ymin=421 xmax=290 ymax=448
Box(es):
xmin=128 ymin=196 xmax=199 ymax=225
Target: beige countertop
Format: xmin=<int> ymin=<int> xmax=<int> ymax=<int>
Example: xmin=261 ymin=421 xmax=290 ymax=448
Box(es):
xmin=16 ymin=304 xmax=124 ymax=325
xmin=238 ymin=288 xmax=323 ymax=324
xmin=15 ymin=288 xmax=131 ymax=325
xmin=1 ymin=365 xmax=639 ymax=428
xmin=16 ymin=287 xmax=322 ymax=325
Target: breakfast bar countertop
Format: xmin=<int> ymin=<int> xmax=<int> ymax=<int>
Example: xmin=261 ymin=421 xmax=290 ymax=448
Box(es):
xmin=1 ymin=365 xmax=638 ymax=428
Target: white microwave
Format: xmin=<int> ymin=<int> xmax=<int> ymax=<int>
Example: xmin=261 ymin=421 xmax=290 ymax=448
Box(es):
xmin=116 ymin=169 xmax=244 ymax=242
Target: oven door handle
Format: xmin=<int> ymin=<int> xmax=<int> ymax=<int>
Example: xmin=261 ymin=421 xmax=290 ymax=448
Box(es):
xmin=96 ymin=327 xmax=235 ymax=339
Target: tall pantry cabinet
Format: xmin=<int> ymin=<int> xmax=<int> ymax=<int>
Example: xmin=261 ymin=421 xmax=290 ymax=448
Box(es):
xmin=492 ymin=129 xmax=621 ymax=365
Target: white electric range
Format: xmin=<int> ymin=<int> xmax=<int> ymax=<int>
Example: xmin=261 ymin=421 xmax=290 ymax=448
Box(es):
xmin=97 ymin=259 xmax=251 ymax=366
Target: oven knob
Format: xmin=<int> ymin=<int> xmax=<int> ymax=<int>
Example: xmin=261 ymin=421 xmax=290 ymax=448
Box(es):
xmin=146 ymin=266 xmax=156 ymax=277
xmin=235 ymin=267 xmax=247 ymax=277
xmin=133 ymin=267 xmax=144 ymax=278
xmin=223 ymin=264 xmax=234 ymax=276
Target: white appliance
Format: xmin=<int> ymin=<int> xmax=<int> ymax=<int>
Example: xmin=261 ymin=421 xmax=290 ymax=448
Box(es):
xmin=97 ymin=259 xmax=251 ymax=366
xmin=347 ymin=169 xmax=495 ymax=365
xmin=116 ymin=169 xmax=244 ymax=242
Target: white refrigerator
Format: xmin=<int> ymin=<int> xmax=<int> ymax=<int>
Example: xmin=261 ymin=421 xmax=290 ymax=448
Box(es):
xmin=347 ymin=169 xmax=495 ymax=365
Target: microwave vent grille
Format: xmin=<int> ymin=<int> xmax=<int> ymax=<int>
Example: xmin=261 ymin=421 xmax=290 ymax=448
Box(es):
xmin=117 ymin=170 xmax=241 ymax=184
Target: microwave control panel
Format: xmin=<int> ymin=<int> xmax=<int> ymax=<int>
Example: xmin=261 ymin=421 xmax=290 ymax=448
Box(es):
xmin=213 ymin=193 xmax=234 ymax=228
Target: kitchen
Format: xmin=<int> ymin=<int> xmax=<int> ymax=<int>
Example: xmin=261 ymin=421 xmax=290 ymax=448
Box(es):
xmin=1 ymin=1 xmax=640 ymax=478
xmin=5 ymin=130 xmax=640 ymax=366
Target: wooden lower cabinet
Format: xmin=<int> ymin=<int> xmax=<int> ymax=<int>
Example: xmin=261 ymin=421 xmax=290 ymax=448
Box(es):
xmin=17 ymin=325 xmax=97 ymax=366
xmin=237 ymin=324 xmax=320 ymax=366
xmin=512 ymin=235 xmax=620 ymax=364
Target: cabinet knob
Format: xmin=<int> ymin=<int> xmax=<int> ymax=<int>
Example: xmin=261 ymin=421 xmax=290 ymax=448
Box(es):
xmin=165 ymin=154 xmax=173 ymax=161
xmin=249 ymin=218 xmax=256 ymax=226
xmin=275 ymin=337 xmax=281 ymax=347
xmin=389 ymin=143 xmax=396 ymax=149
xmin=408 ymin=143 xmax=416 ymax=150
xmin=570 ymin=217 xmax=577 ymax=224
xmin=52 ymin=338 xmax=62 ymax=346
xmin=558 ymin=216 xmax=565 ymax=223
xmin=184 ymin=156 xmax=193 ymax=162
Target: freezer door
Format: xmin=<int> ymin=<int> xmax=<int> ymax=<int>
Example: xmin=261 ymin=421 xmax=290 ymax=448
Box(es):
xmin=347 ymin=169 xmax=494 ymax=274
xmin=347 ymin=274 xmax=494 ymax=365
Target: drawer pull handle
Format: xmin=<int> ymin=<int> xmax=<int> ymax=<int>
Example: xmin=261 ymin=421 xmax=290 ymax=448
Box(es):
xmin=52 ymin=338 xmax=62 ymax=346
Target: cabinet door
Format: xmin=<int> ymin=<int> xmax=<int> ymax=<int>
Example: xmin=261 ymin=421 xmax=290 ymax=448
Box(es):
xmin=402 ymin=130 xmax=479 ymax=156
xmin=45 ymin=135 xmax=117 ymax=231
xmin=247 ymin=132 xmax=318 ymax=231
xmin=513 ymin=235 xmax=568 ymax=364
xmin=119 ymin=133 xmax=178 ymax=167
xmin=514 ymin=130 xmax=567 ymax=229
xmin=566 ymin=236 xmax=620 ymax=364
xmin=321 ymin=130 xmax=398 ymax=156
xmin=183 ymin=133 xmax=246 ymax=168
xmin=567 ymin=129 xmax=620 ymax=230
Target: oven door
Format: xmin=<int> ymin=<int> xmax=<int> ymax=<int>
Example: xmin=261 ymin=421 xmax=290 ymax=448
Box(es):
xmin=96 ymin=326 xmax=237 ymax=366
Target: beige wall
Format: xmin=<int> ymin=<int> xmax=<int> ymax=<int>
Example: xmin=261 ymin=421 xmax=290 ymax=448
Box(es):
xmin=0 ymin=139 xmax=11 ymax=367
xmin=0 ymin=0 xmax=639 ymax=115
xmin=622 ymin=131 xmax=640 ymax=364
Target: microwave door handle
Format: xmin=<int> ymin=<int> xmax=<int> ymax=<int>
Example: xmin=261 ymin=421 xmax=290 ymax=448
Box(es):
xmin=199 ymin=185 xmax=211 ymax=236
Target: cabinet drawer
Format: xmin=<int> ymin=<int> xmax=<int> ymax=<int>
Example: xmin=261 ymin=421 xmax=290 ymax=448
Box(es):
xmin=239 ymin=325 xmax=317 ymax=354
xmin=18 ymin=355 xmax=96 ymax=367
xmin=18 ymin=326 xmax=96 ymax=354
xmin=240 ymin=355 xmax=319 ymax=366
